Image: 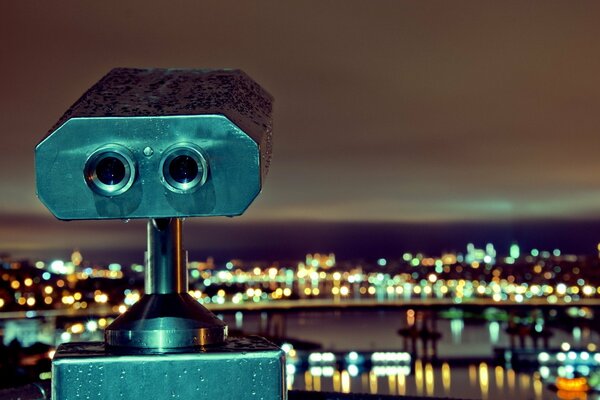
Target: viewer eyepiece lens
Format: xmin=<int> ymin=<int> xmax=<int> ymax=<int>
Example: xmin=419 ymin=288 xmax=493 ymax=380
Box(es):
xmin=96 ymin=156 xmax=126 ymax=185
xmin=84 ymin=146 xmax=136 ymax=197
xmin=160 ymin=145 xmax=207 ymax=193
xmin=169 ymin=155 xmax=199 ymax=184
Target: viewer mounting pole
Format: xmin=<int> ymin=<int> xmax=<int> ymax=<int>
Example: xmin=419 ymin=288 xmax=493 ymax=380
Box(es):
xmin=145 ymin=218 xmax=187 ymax=295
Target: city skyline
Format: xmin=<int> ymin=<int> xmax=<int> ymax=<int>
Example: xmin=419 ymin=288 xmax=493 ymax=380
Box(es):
xmin=5 ymin=217 xmax=600 ymax=264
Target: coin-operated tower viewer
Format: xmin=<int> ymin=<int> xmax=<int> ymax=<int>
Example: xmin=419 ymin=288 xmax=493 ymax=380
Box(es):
xmin=35 ymin=68 xmax=285 ymax=400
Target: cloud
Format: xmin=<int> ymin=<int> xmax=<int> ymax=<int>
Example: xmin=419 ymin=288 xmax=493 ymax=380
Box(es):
xmin=3 ymin=1 xmax=600 ymax=257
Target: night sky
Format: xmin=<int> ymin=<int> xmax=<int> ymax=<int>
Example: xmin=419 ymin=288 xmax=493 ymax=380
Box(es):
xmin=3 ymin=1 xmax=600 ymax=262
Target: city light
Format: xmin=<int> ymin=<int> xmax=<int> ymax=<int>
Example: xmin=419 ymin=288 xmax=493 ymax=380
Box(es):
xmin=0 ymin=243 xmax=599 ymax=398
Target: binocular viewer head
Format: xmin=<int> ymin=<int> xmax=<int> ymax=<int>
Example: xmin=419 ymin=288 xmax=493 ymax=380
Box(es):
xmin=36 ymin=68 xmax=273 ymax=220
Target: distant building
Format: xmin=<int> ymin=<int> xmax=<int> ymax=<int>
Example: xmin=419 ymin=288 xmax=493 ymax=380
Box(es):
xmin=465 ymin=243 xmax=495 ymax=265
xmin=71 ymin=249 xmax=83 ymax=267
xmin=510 ymin=243 xmax=520 ymax=259
xmin=305 ymin=253 xmax=336 ymax=269
xmin=3 ymin=319 xmax=54 ymax=347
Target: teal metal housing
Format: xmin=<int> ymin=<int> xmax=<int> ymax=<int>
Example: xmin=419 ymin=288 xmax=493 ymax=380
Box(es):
xmin=35 ymin=68 xmax=273 ymax=220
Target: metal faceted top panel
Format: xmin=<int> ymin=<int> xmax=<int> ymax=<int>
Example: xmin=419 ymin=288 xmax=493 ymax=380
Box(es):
xmin=45 ymin=68 xmax=273 ymax=175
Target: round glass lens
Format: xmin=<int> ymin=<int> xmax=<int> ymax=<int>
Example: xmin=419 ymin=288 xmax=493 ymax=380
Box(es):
xmin=95 ymin=156 xmax=126 ymax=186
xmin=169 ymin=155 xmax=199 ymax=184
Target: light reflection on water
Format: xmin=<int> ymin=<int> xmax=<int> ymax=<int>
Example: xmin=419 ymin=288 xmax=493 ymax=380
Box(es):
xmin=450 ymin=318 xmax=464 ymax=344
xmin=489 ymin=320 xmax=500 ymax=344
xmin=288 ymin=362 xmax=550 ymax=400
xmin=221 ymin=309 xmax=600 ymax=400
xmin=9 ymin=307 xmax=597 ymax=399
xmin=223 ymin=309 xmax=591 ymax=356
